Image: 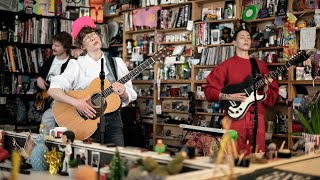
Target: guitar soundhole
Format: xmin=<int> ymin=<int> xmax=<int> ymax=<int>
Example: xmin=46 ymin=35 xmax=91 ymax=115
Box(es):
xmin=91 ymin=93 xmax=103 ymax=107
xmin=239 ymin=108 xmax=242 ymax=111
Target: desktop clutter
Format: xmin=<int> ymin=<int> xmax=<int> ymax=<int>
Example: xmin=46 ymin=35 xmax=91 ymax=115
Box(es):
xmin=1 ymin=114 xmax=320 ymax=180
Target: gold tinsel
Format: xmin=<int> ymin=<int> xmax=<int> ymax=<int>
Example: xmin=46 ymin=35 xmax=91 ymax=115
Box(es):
xmin=44 ymin=147 xmax=63 ymax=174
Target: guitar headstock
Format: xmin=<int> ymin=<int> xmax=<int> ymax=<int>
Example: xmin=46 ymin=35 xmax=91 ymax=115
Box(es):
xmin=288 ymin=50 xmax=310 ymax=66
xmin=152 ymin=47 xmax=171 ymax=62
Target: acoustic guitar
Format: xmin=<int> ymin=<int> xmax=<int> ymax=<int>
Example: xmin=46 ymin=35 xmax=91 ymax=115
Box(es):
xmin=221 ymin=50 xmax=312 ymax=120
xmin=53 ymin=48 xmax=170 ymax=140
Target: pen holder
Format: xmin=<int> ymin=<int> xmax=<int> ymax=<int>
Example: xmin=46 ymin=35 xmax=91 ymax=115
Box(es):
xmin=234 ymin=158 xmax=250 ymax=167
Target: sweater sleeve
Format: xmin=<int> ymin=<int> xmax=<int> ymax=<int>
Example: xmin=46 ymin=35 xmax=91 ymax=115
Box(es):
xmin=204 ymin=65 xmax=227 ymax=102
xmin=258 ymin=62 xmax=279 ymax=107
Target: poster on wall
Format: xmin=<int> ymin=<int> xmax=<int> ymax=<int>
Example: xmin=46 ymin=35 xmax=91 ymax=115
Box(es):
xmin=17 ymin=0 xmax=55 ymax=15
xmin=0 ymin=0 xmax=18 ymax=11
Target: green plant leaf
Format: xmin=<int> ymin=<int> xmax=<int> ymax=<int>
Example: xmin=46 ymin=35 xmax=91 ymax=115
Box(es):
xmin=294 ymin=109 xmax=314 ymax=134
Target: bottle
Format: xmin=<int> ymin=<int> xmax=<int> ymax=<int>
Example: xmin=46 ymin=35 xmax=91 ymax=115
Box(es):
xmin=268 ymin=0 xmax=274 ymax=16
xmin=55 ymin=0 xmax=62 ymax=17
xmin=1 ymin=22 xmax=8 ymax=41
xmin=14 ymin=15 xmax=19 ymax=42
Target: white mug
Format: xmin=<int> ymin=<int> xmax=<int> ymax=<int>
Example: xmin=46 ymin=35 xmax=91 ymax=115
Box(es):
xmin=49 ymin=127 xmax=67 ymax=138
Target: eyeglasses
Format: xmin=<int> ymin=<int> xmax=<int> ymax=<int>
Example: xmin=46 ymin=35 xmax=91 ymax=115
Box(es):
xmin=83 ymin=32 xmax=99 ymax=43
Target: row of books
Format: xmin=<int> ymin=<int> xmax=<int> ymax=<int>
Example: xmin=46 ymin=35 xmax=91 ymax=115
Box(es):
xmin=0 ymin=45 xmax=50 ymax=73
xmin=12 ymin=17 xmax=58 ymax=45
xmin=200 ymin=46 xmax=235 ymax=65
xmin=158 ymin=5 xmax=192 ymax=29
xmin=0 ymin=74 xmax=36 ymax=95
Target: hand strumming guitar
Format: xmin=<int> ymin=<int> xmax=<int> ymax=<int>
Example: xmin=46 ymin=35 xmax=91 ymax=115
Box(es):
xmin=219 ymin=93 xmax=247 ymax=102
xmin=37 ymin=77 xmax=49 ymax=90
xmin=72 ymin=96 xmax=96 ymax=119
xmin=262 ymin=76 xmax=273 ymax=93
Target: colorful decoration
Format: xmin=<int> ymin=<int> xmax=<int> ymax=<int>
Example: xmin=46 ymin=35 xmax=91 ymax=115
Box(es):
xmin=29 ymin=134 xmax=49 ymax=171
xmin=108 ymin=147 xmax=125 ymax=180
xmin=154 ymin=139 xmax=166 ymax=154
xmin=45 ymin=147 xmax=63 ymax=174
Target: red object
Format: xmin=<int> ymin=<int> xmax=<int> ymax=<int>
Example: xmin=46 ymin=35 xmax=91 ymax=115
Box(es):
xmin=0 ymin=130 xmax=4 ymax=147
xmin=170 ymin=88 xmax=180 ymax=97
xmin=0 ymin=148 xmax=9 ymax=162
xmin=55 ymin=0 xmax=62 ymax=17
xmin=204 ymin=55 xmax=279 ymax=152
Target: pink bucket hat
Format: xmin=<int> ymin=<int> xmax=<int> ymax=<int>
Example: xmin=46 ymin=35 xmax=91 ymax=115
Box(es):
xmin=72 ymin=16 xmax=96 ymax=40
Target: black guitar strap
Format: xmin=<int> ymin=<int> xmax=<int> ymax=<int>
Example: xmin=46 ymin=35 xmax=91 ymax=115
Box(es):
xmin=250 ymin=57 xmax=260 ymax=78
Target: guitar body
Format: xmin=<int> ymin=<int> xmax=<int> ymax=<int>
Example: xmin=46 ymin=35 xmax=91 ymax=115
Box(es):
xmin=34 ymin=90 xmax=51 ymax=112
xmin=53 ymin=77 xmax=121 ymax=140
xmin=221 ymin=75 xmax=266 ymax=120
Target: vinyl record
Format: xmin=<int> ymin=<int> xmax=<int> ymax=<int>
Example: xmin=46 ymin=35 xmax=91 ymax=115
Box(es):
xmin=305 ymin=0 xmax=315 ymax=9
xmin=242 ymin=5 xmax=257 ymax=21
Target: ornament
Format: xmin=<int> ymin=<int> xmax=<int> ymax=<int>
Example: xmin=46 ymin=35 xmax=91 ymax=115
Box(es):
xmin=29 ymin=134 xmax=48 ymax=171
xmin=45 ymin=147 xmax=63 ymax=174
xmin=154 ymin=139 xmax=166 ymax=154
xmin=296 ymin=19 xmax=307 ymax=29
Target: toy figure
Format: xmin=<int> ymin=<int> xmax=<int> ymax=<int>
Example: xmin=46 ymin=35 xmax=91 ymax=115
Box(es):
xmin=89 ymin=0 xmax=104 ymax=23
xmin=154 ymin=139 xmax=166 ymax=154
xmin=221 ymin=27 xmax=232 ymax=43
xmin=59 ymin=131 xmax=75 ymax=175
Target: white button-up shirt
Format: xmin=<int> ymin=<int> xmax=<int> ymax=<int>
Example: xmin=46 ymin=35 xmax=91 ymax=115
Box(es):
xmin=50 ymin=53 xmax=137 ymax=107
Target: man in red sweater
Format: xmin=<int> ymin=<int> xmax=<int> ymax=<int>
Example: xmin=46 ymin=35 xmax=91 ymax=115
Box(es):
xmin=204 ymin=28 xmax=279 ymax=152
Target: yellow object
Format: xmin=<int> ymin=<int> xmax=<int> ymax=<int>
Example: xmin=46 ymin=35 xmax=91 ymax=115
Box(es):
xmin=11 ymin=150 xmax=21 ymax=180
xmin=45 ymin=147 xmax=63 ymax=174
xmin=296 ymin=19 xmax=307 ymax=29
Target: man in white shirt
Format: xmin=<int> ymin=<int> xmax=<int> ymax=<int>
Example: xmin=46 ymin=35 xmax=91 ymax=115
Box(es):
xmin=36 ymin=31 xmax=72 ymax=134
xmin=48 ymin=16 xmax=137 ymax=146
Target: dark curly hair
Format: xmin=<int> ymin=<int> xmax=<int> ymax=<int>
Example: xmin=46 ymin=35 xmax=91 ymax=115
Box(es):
xmin=19 ymin=0 xmax=36 ymax=4
xmin=52 ymin=31 xmax=72 ymax=56
xmin=74 ymin=26 xmax=101 ymax=48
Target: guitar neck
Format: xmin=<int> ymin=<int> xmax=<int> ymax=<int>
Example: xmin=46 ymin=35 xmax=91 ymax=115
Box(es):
xmin=250 ymin=61 xmax=292 ymax=91
xmin=102 ymin=57 xmax=155 ymax=97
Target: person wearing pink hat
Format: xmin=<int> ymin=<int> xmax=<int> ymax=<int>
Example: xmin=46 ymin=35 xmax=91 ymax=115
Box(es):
xmin=48 ymin=16 xmax=137 ymax=146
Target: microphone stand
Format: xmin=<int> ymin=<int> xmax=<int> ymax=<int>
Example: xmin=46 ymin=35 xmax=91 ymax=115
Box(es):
xmin=251 ymin=57 xmax=259 ymax=154
xmin=99 ymin=58 xmax=106 ymax=144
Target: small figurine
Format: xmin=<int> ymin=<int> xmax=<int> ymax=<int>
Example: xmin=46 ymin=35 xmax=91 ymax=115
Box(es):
xmin=154 ymin=139 xmax=166 ymax=154
xmin=59 ymin=131 xmax=75 ymax=176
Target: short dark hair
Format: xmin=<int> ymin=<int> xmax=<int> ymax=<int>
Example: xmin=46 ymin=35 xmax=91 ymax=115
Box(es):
xmin=52 ymin=31 xmax=72 ymax=55
xmin=19 ymin=0 xmax=36 ymax=4
xmin=62 ymin=131 xmax=75 ymax=143
xmin=74 ymin=26 xmax=101 ymax=47
xmin=233 ymin=29 xmax=251 ymax=41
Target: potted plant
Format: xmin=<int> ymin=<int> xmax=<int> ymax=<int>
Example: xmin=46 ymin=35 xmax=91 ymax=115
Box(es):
xmin=68 ymin=159 xmax=78 ymax=178
xmin=294 ymin=100 xmax=320 ymax=147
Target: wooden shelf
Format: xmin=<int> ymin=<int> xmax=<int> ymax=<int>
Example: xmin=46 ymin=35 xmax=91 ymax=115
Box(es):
xmin=158 ymin=41 xmax=192 ymax=45
xmin=195 ymin=98 xmax=207 ymax=101
xmin=195 ymin=112 xmax=223 ymax=116
xmin=290 ymin=80 xmax=320 ymax=85
xmin=160 ymin=96 xmax=188 ymax=100
xmin=195 ymin=43 xmax=233 ymax=47
xmin=132 ymin=80 xmax=153 ymax=84
xmin=160 ymin=79 xmax=191 ymax=84
xmin=273 ymin=134 xmax=302 ymax=140
xmin=193 ymin=80 xmax=207 ymax=84
xmin=194 ymin=18 xmax=237 ymax=25
xmin=156 ymin=123 xmax=180 ymax=127
xmin=295 ymin=27 xmax=320 ymax=32
xmin=245 ymin=16 xmax=286 ymax=23
xmin=276 ymin=80 xmax=289 ymax=84
xmin=125 ymin=28 xmax=156 ymax=34
xmin=249 ymin=46 xmax=284 ymax=51
xmin=291 ymin=9 xmax=315 ymax=15
xmin=157 ymin=27 xmax=187 ymax=32
xmin=155 ymin=135 xmax=182 ymax=141
xmin=162 ymin=110 xmax=188 ymax=114
xmin=104 ymin=13 xmax=121 ymax=18
xmin=159 ymin=1 xmax=192 ymax=8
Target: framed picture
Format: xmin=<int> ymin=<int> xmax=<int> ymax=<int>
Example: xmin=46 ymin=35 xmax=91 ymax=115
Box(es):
xmin=210 ymin=29 xmax=220 ymax=45
xmin=74 ymin=148 xmax=88 ymax=166
xmin=79 ymin=7 xmax=90 ymax=17
xmin=91 ymin=152 xmax=100 ymax=170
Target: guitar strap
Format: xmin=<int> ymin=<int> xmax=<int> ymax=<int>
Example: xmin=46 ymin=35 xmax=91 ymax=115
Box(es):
xmin=250 ymin=57 xmax=260 ymax=78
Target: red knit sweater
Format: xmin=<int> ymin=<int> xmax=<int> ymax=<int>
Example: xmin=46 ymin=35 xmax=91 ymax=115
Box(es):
xmin=204 ymin=55 xmax=279 ymax=114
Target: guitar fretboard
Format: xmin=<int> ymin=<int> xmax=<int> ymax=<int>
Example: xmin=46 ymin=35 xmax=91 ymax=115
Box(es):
xmin=102 ymin=57 xmax=155 ymax=97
